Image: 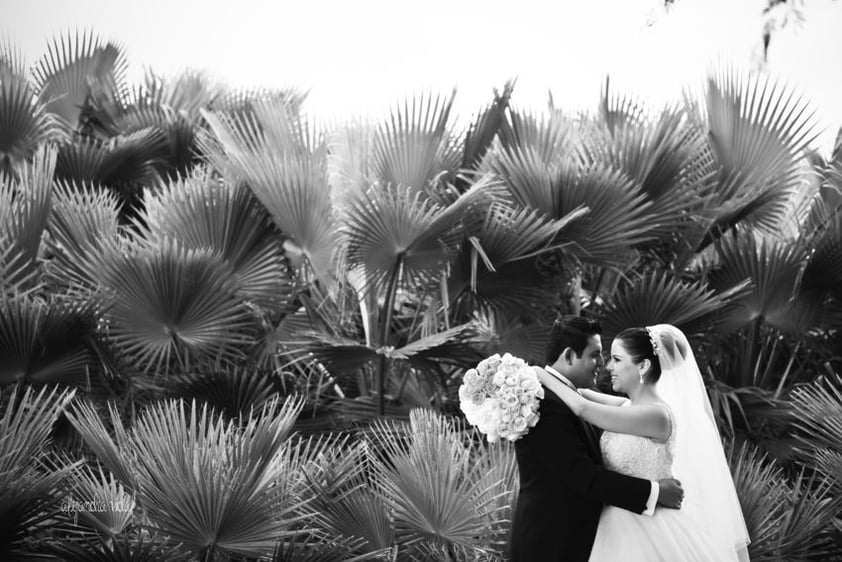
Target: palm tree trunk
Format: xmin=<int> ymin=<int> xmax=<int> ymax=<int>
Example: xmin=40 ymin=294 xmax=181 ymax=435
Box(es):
xmin=377 ymin=257 xmax=403 ymax=416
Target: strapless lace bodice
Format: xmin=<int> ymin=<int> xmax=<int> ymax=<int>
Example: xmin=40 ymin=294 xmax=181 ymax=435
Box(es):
xmin=600 ymin=405 xmax=675 ymax=481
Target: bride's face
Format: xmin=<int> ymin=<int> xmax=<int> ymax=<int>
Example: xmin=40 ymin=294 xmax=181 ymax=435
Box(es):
xmin=606 ymin=339 xmax=641 ymax=394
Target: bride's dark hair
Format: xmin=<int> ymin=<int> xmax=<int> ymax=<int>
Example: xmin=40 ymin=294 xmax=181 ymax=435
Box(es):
xmin=615 ymin=327 xmax=661 ymax=382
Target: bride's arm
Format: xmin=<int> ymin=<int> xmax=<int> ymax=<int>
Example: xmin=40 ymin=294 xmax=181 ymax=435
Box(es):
xmin=579 ymin=389 xmax=629 ymax=407
xmin=536 ymin=368 xmax=670 ymax=441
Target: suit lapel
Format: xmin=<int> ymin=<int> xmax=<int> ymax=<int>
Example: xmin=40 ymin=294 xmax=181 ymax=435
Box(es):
xmin=542 ymin=385 xmax=602 ymax=461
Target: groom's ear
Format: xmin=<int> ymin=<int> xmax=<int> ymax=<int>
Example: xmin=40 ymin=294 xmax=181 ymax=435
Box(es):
xmin=561 ymin=347 xmax=575 ymax=365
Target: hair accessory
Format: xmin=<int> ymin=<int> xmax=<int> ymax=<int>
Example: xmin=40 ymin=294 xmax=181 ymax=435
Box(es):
xmin=645 ymin=326 xmax=660 ymax=357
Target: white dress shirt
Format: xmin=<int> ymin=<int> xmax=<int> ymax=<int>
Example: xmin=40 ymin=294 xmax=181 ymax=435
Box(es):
xmin=543 ymin=365 xmax=659 ymax=516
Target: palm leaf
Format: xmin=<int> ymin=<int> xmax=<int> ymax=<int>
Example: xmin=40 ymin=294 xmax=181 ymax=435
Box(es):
xmin=367 ymin=409 xmax=508 ymax=552
xmin=493 ymin=106 xmax=577 ymax=165
xmin=0 ymin=145 xmax=55 ymax=291
xmin=0 ymin=385 xmax=80 ymax=557
xmin=800 ymin=205 xmax=842 ymax=313
xmin=0 ymin=294 xmax=98 ymax=386
xmin=727 ymin=441 xmax=790 ymax=561
xmin=448 ymin=202 xmax=588 ymax=318
xmin=201 ymin=101 xmax=336 ymax=281
xmin=33 ymin=30 xmax=128 ymax=129
xmin=141 ymin=167 xmax=292 ymax=312
xmin=0 ymin=73 xmax=61 ymax=175
xmin=343 ymin=173 xmax=503 ymax=294
xmin=117 ymin=397 xmax=305 ymax=559
xmin=460 ymin=80 xmax=515 ymax=172
xmin=789 ymin=376 xmax=842 ymax=464
xmin=491 ymin=138 xmax=656 ymax=266
xmin=44 ymin=534 xmax=191 ymax=562
xmin=54 ymin=128 xmax=167 ymax=194
xmin=598 ymin=76 xmax=647 ymax=134
xmin=372 ymin=91 xmax=460 ymax=197
xmin=165 ymin=367 xmax=278 ymax=421
xmin=45 ymin=178 xmax=122 ymax=293
xmin=65 ymin=400 xmax=135 ymax=490
xmin=588 ymin=106 xmax=713 ymax=242
xmin=600 ymin=270 xmax=750 ymax=341
xmin=698 ymin=69 xmax=818 ymax=246
xmin=97 ymin=240 xmax=255 ymax=374
xmin=707 ymin=232 xmax=810 ymax=333
xmin=271 ymin=532 xmax=389 ymax=562
xmin=66 ymin=463 xmax=135 ymax=537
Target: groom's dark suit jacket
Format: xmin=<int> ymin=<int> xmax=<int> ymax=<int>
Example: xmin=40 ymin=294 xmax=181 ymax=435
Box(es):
xmin=509 ymin=387 xmax=652 ymax=561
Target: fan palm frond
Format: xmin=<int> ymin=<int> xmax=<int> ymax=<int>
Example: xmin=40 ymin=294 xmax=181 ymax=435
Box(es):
xmin=789 ymin=376 xmax=842 ymax=479
xmin=135 ymin=69 xmax=218 ymax=119
xmin=142 ymin=167 xmax=292 ymax=312
xmin=598 ymin=76 xmax=647 ymax=134
xmin=493 ymin=106 xmax=577 ymax=165
xmin=799 ymin=207 xmax=842 ymax=326
xmin=728 ymin=441 xmax=790 ymax=561
xmin=201 ymin=101 xmax=336 ymax=281
xmin=45 ymin=178 xmax=122 ymax=293
xmin=0 ymin=145 xmax=56 ymax=291
xmin=44 ymin=534 xmax=191 ymax=562
xmin=367 ymin=409 xmax=508 ymax=553
xmin=297 ymin=438 xmax=395 ymax=554
xmin=372 ymin=91 xmax=460 ymax=197
xmin=0 ymin=385 xmax=80 ymax=557
xmin=66 ymin=463 xmax=135 ymax=537
xmin=448 ymin=202 xmax=588 ymax=319
xmin=54 ymin=128 xmax=166 ymax=195
xmin=590 ymin=106 xmax=713 ymax=243
xmin=342 ymin=173 xmax=502 ymax=294
xmin=708 ymin=233 xmax=810 ymax=333
xmin=98 ymin=240 xmax=255 ymax=374
xmin=0 ymin=73 xmax=62 ymax=175
xmin=698 ymin=69 xmax=818 ymax=246
xmin=0 ymin=294 xmax=98 ymax=386
xmin=494 ymin=146 xmax=654 ymax=266
xmin=33 ymin=30 xmax=128 ymax=130
xmin=459 ymin=80 xmax=515 ymax=173
xmin=270 ymin=532 xmax=389 ymax=562
xmin=729 ymin=440 xmax=842 ymax=561
xmin=166 ymin=367 xmax=278 ymax=421
xmin=73 ymin=396 xmax=306 ymax=559
xmin=600 ymin=271 xmax=750 ymax=341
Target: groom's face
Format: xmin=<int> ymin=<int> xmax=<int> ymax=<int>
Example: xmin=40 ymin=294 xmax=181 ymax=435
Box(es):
xmin=558 ymin=334 xmax=603 ymax=389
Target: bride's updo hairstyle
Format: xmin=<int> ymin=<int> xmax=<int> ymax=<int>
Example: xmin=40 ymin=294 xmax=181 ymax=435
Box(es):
xmin=615 ymin=327 xmax=662 ymax=383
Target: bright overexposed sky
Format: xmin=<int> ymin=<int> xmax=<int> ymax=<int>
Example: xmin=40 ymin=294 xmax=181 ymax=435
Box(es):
xmin=4 ymin=0 xmax=842 ymax=154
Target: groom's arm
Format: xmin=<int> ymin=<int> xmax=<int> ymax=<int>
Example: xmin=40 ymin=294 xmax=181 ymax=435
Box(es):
xmin=534 ymin=402 xmax=654 ymax=514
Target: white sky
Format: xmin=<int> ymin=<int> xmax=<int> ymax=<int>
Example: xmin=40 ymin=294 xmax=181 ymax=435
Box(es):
xmin=4 ymin=0 xmax=842 ymax=155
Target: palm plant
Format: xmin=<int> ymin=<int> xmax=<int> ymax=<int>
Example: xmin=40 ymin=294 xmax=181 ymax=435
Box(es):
xmin=729 ymin=441 xmax=842 ymax=560
xmin=0 ymin=43 xmax=62 ymax=176
xmin=365 ymin=409 xmax=511 ymax=560
xmin=790 ymin=376 xmax=842 ymax=493
xmin=0 ymin=385 xmax=80 ymax=557
xmin=66 ymin=394 xmax=310 ymax=560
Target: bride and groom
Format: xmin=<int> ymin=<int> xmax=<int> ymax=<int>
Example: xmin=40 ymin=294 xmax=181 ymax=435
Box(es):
xmin=509 ymin=316 xmax=750 ymax=561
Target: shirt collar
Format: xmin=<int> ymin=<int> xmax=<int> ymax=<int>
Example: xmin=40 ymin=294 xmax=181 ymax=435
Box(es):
xmin=543 ymin=365 xmax=578 ymax=391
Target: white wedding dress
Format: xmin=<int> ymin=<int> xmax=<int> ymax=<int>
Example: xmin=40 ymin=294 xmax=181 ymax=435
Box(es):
xmin=589 ymin=407 xmax=740 ymax=562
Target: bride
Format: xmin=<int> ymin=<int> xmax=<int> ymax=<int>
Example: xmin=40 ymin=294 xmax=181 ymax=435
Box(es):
xmin=536 ymin=324 xmax=750 ymax=562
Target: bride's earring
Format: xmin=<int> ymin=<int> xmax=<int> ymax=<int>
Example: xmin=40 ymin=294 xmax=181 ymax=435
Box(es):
xmin=639 ymin=373 xmax=645 ymax=385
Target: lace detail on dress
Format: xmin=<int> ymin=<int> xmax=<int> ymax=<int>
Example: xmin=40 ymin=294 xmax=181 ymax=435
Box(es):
xmin=600 ymin=404 xmax=676 ymax=481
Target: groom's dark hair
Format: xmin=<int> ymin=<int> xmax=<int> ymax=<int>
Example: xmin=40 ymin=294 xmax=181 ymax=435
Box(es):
xmin=544 ymin=315 xmax=602 ymax=365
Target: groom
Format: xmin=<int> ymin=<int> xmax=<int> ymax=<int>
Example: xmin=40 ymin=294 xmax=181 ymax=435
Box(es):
xmin=509 ymin=315 xmax=684 ymax=561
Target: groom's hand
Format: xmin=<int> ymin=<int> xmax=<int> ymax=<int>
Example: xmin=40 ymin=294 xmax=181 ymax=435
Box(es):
xmin=657 ymin=478 xmax=684 ymax=509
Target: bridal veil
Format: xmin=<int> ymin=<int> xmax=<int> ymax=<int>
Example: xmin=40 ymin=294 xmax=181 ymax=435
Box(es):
xmin=647 ymin=324 xmax=751 ymax=562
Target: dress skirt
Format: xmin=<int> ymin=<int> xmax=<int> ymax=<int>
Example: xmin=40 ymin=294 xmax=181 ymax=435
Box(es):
xmin=589 ymin=505 xmax=740 ymax=562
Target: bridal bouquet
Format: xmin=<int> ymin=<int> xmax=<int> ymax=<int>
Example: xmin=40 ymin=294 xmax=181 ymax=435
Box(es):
xmin=458 ymin=353 xmax=544 ymax=442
